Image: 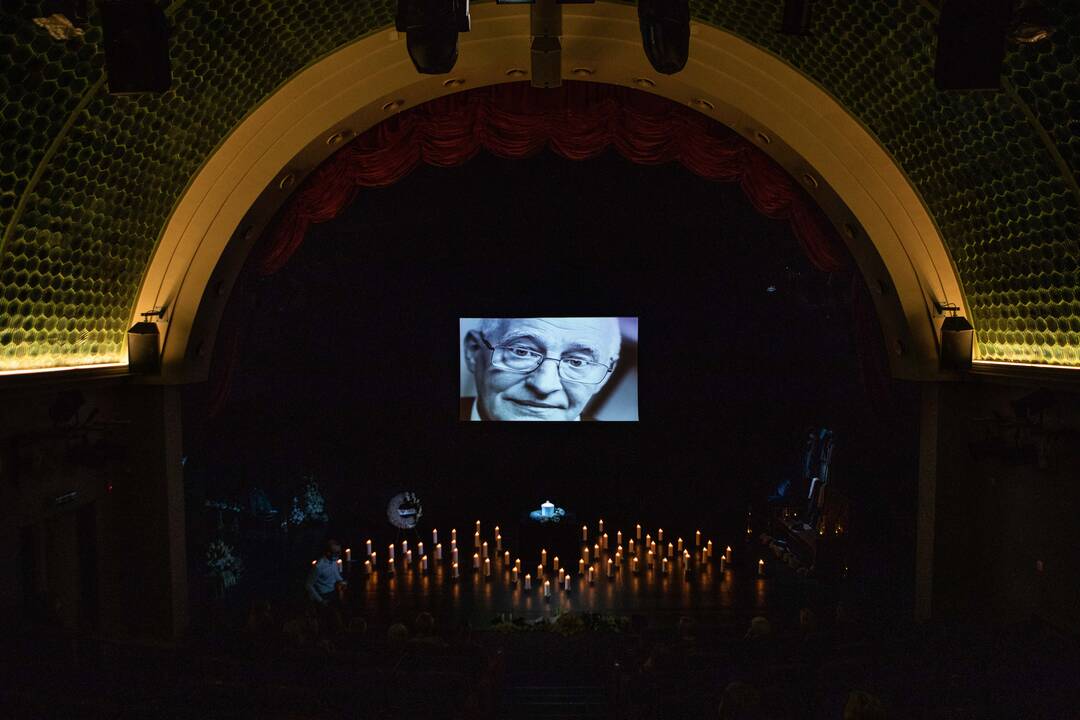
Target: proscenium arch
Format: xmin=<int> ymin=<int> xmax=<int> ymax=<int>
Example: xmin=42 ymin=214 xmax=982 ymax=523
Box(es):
xmin=135 ymin=2 xmax=962 ymax=384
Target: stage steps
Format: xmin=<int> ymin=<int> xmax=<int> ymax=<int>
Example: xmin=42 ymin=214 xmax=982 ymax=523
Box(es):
xmin=500 ymin=674 xmax=608 ymax=719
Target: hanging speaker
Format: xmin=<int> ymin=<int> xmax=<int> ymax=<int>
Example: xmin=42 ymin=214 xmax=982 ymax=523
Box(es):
xmin=934 ymin=0 xmax=1010 ymax=90
xmin=638 ymin=0 xmax=690 ymax=75
xmin=101 ymin=0 xmax=171 ymax=94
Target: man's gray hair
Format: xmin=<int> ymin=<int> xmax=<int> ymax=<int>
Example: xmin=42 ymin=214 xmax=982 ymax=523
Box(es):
xmin=479 ymin=317 xmax=622 ymax=363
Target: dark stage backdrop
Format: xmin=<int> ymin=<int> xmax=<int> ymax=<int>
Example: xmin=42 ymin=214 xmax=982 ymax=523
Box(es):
xmin=183 ymin=148 xmax=918 ymax=554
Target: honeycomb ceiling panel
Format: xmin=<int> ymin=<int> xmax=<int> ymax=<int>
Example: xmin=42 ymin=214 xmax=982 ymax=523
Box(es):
xmin=0 ymin=0 xmax=1077 ymax=370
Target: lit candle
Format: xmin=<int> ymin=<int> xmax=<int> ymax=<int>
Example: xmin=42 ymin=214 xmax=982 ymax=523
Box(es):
xmin=345 ymin=547 xmax=352 ymax=562
xmin=495 ymin=525 xmax=500 ymax=536
xmin=599 ymin=518 xmax=604 ymax=534
xmin=662 ymin=557 xmax=669 ymax=574
xmin=631 ymin=556 xmax=640 ymax=573
xmin=371 ymin=551 xmax=377 ymax=566
xmin=553 ymin=556 xmax=560 ymax=573
xmin=452 ymin=548 xmax=459 ymax=564
xmin=588 ymin=566 xmax=595 ymax=584
xmin=388 ymin=544 xmax=395 ymax=561
xmin=435 ymin=543 xmax=443 ymax=560
xmin=537 ymin=563 xmax=544 ymax=580
xmin=683 ymin=549 xmax=690 ymax=565
xmin=558 ymin=568 xmax=565 ymax=584
xmin=541 ymin=549 xmax=547 ymax=566
xmin=667 ymin=542 xmax=674 ymax=558
xmin=473 ymin=553 xmax=480 ymax=570
xmin=579 ymin=558 xmax=585 ymax=575
xmin=707 ymin=540 xmax=713 ymax=558
xmin=405 ymin=549 xmax=412 ymax=566
xmin=451 ymin=528 xmax=457 ymax=543
xmin=583 ymin=525 xmax=588 ymax=542
xmin=636 ymin=524 xmax=642 ymax=540
xmin=677 ymin=537 xmax=683 ymax=553
xmin=418 ymin=542 xmax=424 ymax=557
xmin=720 ymin=555 xmax=727 ymax=572
xmin=725 ymin=545 xmax=732 ymax=562
xmin=452 ymin=561 xmax=459 ymax=579
xmin=482 ymin=541 xmax=489 ymax=558
xmin=504 ymin=550 xmax=510 ymax=565
xmin=629 ymin=539 xmax=636 ymax=555
xmin=365 ymin=559 xmax=372 ymax=574
xmin=615 ymin=551 xmax=622 ymax=565
xmin=607 ymin=559 xmax=613 ymax=577
xmin=695 ymin=530 xmax=701 ymax=547
xmin=524 ymin=573 xmax=532 ymax=590
xmin=496 ymin=534 xmax=502 ymax=552
xmin=758 ymin=559 xmax=765 ymax=576
xmin=583 ymin=547 xmax=590 ymax=564
xmin=594 ymin=543 xmax=600 ymax=559
xmin=658 ymin=528 xmax=663 ymax=543
xmin=432 ymin=528 xmax=438 ymax=545
xmin=337 ymin=558 xmax=342 ymax=568
xmin=484 ymin=558 xmax=491 ymax=577
xmin=617 ymin=531 xmax=622 ymax=546
xmin=366 ymin=539 xmax=373 ymax=556
xmin=602 ymin=533 xmax=609 ymax=550
xmin=387 ymin=556 xmax=395 ymax=574
xmin=451 ymin=539 xmax=457 ymax=551
xmin=563 ymin=574 xmax=571 ymax=592
xmin=474 ymin=531 xmax=480 ymax=548
xmin=647 ymin=550 xmax=654 ymax=568
xmin=514 ymin=558 xmax=521 ymax=573
xmin=512 ymin=567 xmax=519 ymax=584
xmin=421 ymin=554 xmax=428 ymax=572
xmin=476 ymin=520 xmax=481 ymax=533
xmin=402 ymin=540 xmax=408 ymax=555
xmin=543 ymin=580 xmax=551 ymax=599
xmin=646 ymin=533 xmax=652 ymax=548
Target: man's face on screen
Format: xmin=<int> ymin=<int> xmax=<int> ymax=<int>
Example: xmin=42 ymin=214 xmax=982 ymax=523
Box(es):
xmin=467 ymin=318 xmax=618 ymax=421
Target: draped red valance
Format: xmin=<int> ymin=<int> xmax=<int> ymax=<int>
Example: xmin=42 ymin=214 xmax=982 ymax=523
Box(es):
xmin=256 ymin=81 xmax=850 ymax=277
xmin=209 ymin=81 xmax=888 ymax=418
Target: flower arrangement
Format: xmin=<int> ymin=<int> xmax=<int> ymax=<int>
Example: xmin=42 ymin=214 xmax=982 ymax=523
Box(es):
xmin=491 ymin=612 xmax=629 ymax=635
xmin=206 ymin=539 xmax=244 ymax=590
xmin=287 ymin=476 xmax=329 ymax=526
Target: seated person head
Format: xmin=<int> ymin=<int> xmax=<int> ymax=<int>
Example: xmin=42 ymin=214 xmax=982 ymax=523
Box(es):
xmin=843 ymin=690 xmax=886 ymax=720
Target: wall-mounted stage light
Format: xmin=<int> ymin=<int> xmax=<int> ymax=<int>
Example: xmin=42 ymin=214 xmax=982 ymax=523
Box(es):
xmin=638 ymin=0 xmax=690 ymax=75
xmin=934 ymin=0 xmax=1011 ymax=90
xmin=101 ymin=0 xmax=171 ymax=94
xmin=127 ymin=309 xmax=164 ymax=374
xmin=780 ymin=0 xmax=813 ymax=35
xmin=396 ymin=0 xmax=471 ymax=75
xmin=936 ymin=303 xmax=974 ymax=371
xmin=1009 ymin=0 xmax=1055 ymax=44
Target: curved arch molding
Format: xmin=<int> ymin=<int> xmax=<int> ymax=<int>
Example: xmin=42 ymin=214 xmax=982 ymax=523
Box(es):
xmin=1 ymin=1 xmax=1077 ymax=378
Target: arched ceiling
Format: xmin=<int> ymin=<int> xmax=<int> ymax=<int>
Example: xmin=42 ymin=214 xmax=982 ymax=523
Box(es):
xmin=0 ymin=0 xmax=1077 ymax=373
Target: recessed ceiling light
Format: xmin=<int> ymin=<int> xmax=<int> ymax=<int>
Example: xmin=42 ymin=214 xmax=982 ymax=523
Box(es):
xmin=381 ymin=99 xmax=405 ymax=112
xmin=326 ymin=130 xmax=354 ymax=146
xmin=802 ymin=173 xmax=819 ymax=189
xmin=443 ymin=77 xmax=466 ymax=87
xmin=506 ymin=68 xmax=528 ymax=77
xmin=572 ymin=67 xmax=595 ymax=77
xmin=278 ymin=173 xmax=295 ymax=191
xmin=754 ymin=130 xmax=771 ymax=145
xmin=691 ymin=98 xmax=714 ymax=110
xmin=633 ymin=77 xmax=655 ymax=88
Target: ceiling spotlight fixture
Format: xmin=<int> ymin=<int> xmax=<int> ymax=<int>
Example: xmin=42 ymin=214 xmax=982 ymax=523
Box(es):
xmin=396 ymin=0 xmax=471 ymax=75
xmin=781 ymin=0 xmax=813 ymax=35
xmin=638 ymin=0 xmax=690 ymax=75
xmin=633 ymin=77 xmax=656 ymax=88
xmin=1010 ymin=0 xmax=1054 ymax=44
xmin=572 ymin=67 xmax=595 ymax=77
xmin=442 ymin=77 xmax=467 ymax=87
xmin=506 ymin=68 xmax=528 ymax=77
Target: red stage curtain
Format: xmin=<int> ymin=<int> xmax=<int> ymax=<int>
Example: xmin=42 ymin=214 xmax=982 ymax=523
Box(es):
xmin=210 ymin=81 xmax=889 ymax=416
xmin=255 ymin=81 xmax=849 ymax=276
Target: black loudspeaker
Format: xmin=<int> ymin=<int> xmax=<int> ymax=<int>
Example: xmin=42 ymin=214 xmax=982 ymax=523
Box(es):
xmin=934 ymin=0 xmax=1010 ymax=90
xmin=101 ymin=0 xmax=171 ymax=95
xmin=638 ymin=0 xmax=690 ymax=75
xmin=781 ymin=0 xmax=812 ymax=35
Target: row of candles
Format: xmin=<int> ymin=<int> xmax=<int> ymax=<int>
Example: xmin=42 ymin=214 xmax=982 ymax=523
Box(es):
xmin=334 ymin=519 xmax=768 ymax=582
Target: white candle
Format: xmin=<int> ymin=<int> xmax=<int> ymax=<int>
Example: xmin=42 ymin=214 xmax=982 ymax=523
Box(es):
xmin=658 ymin=528 xmax=663 ymax=543
xmin=683 ymin=549 xmax=690 ymax=565
xmin=524 ymin=573 xmax=532 ymax=590
xmin=607 ymin=559 xmax=613 ymax=577
xmin=474 ymin=531 xmax=480 ymax=548
xmin=387 ymin=556 xmax=395 ymax=574
xmin=647 ymin=550 xmax=654 ymax=568
xmin=451 ymin=539 xmax=457 ymax=551
xmin=514 ymin=558 xmax=521 ymax=573
xmin=512 ymin=567 xmax=519 ymax=584
xmin=496 ymin=534 xmax=502 ymax=552
xmin=636 ymin=524 xmax=642 ymax=540
xmin=402 ymin=540 xmax=408 ymax=555
xmin=579 ymin=558 xmax=585 ymax=575
xmin=495 ymin=525 xmax=500 ymax=538
xmin=668 ymin=542 xmax=674 ymax=558
xmin=695 ymin=530 xmax=702 ymax=547
xmin=476 ymin=520 xmax=481 ymax=533
xmin=451 ymin=528 xmax=457 ymax=543
xmin=651 ymin=541 xmax=657 ymax=555
xmin=553 ymin=556 xmax=559 ymax=573
xmin=418 ymin=542 xmax=424 ymax=557
xmin=543 ymin=580 xmax=551 ymax=598
xmin=662 ymin=558 xmax=669 ymax=574
xmin=433 ymin=528 xmax=438 ymax=545
xmin=405 ymin=549 xmax=412 ymax=566
xmin=371 ymin=551 xmax=377 ymax=566
xmin=563 ymin=574 xmax=571 ymax=592
xmin=602 ymin=533 xmax=609 ymax=550
xmin=336 ymin=558 xmax=342 ymax=568
xmin=758 ymin=559 xmax=765 ymax=576
xmin=365 ymin=559 xmax=372 ymax=574
xmin=588 ymin=566 xmax=595 ymax=584
xmin=725 ymin=546 xmax=732 ymax=562
xmin=594 ymin=543 xmax=600 ymax=559
xmin=366 ymin=539 xmax=373 ymax=555
xmin=473 ymin=553 xmax=480 ymax=570
xmin=504 ymin=550 xmax=510 ymax=565
xmin=345 ymin=547 xmax=352 ymax=562
xmin=421 ymin=554 xmax=428 ymax=572
xmin=452 ymin=548 xmax=459 ymax=564
xmin=599 ymin=518 xmax=604 ymax=534
xmin=583 ymin=525 xmax=588 ymax=541
xmin=482 ymin=541 xmax=488 ymax=558
xmin=583 ymin=547 xmax=590 ymax=564
xmin=537 ymin=563 xmax=544 ymax=579
xmin=452 ymin=561 xmax=459 ymax=579
xmin=558 ymin=567 xmax=565 ymax=584
xmin=435 ymin=543 xmax=443 ymax=561
xmin=615 ymin=551 xmax=622 ymax=565
xmin=541 ymin=549 xmax=547 ymax=566
xmin=677 ymin=537 xmax=683 ymax=553
xmin=720 ymin=555 xmax=727 ymax=572
xmin=388 ymin=544 xmax=395 ymax=561
xmin=629 ymin=539 xmax=636 ymax=555
xmin=617 ymin=531 xmax=622 ymax=546
xmin=484 ymin=558 xmax=491 ymax=577
xmin=707 ymin=540 xmax=713 ymax=558
xmin=632 ymin=556 xmax=640 ymax=573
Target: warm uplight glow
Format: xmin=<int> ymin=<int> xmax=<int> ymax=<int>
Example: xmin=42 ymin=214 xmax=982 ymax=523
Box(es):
xmin=0 ymin=361 xmax=126 ymax=376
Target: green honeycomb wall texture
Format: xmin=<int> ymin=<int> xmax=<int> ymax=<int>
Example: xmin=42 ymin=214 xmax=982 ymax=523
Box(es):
xmin=0 ymin=0 xmax=1077 ymax=370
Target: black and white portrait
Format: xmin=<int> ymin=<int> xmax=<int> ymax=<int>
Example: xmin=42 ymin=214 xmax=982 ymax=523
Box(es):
xmin=460 ymin=317 xmax=638 ymax=421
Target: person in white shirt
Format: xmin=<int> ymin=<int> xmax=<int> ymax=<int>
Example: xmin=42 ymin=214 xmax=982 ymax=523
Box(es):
xmin=306 ymin=539 xmax=346 ymax=606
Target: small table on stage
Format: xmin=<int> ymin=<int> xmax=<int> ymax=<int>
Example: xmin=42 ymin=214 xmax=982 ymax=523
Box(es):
xmin=516 ymin=510 xmax=580 ymax=567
